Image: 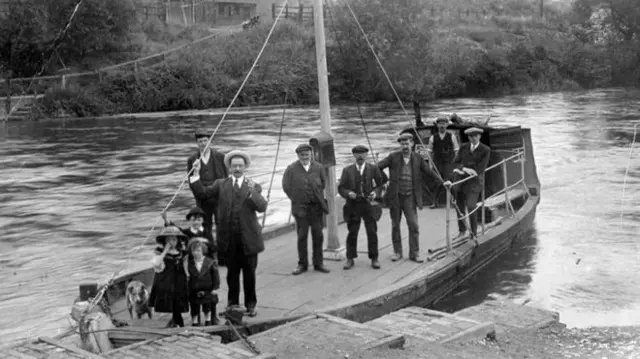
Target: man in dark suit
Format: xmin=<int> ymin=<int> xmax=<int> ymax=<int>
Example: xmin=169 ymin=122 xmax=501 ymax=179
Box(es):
xmin=378 ymin=133 xmax=442 ymax=263
xmin=426 ymin=117 xmax=459 ymax=208
xmin=190 ymin=150 xmax=266 ymax=317
xmin=282 ymin=143 xmax=331 ymax=275
xmin=187 ymin=128 xmax=228 ymax=233
xmin=338 ymin=145 xmax=388 ymax=270
xmin=444 ymin=127 xmax=491 ymax=238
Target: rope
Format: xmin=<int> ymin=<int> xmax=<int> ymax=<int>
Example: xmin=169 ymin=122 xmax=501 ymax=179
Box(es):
xmin=341 ymin=0 xmax=473 ymax=234
xmin=262 ymin=92 xmax=289 ymax=228
xmin=619 ymin=124 xmax=637 ymax=223
xmin=3 ymin=0 xmax=84 ymax=120
xmin=82 ymin=0 xmax=291 ymax=317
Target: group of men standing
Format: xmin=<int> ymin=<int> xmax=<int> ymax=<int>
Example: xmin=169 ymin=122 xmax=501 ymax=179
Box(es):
xmin=182 ymin=118 xmax=491 ymax=316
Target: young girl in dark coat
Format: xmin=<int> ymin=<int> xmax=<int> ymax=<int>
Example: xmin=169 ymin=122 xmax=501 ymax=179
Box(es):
xmin=149 ymin=226 xmax=190 ymax=327
xmin=185 ymin=237 xmax=221 ymax=326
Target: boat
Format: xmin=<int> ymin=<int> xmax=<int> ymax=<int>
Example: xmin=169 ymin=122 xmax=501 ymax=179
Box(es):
xmin=1 ymin=0 xmax=541 ymax=355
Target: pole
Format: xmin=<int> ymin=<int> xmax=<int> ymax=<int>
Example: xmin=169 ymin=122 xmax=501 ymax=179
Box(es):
xmin=313 ymin=0 xmax=343 ymax=259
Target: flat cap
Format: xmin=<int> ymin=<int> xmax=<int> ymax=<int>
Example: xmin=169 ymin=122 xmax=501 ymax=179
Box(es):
xmin=464 ymin=127 xmax=484 ymax=135
xmin=194 ymin=128 xmax=210 ymax=139
xmin=434 ymin=117 xmax=450 ymax=125
xmin=296 ymin=143 xmax=313 ymax=153
xmin=397 ymin=133 xmax=414 ymax=142
xmin=351 ymin=145 xmax=369 ymax=154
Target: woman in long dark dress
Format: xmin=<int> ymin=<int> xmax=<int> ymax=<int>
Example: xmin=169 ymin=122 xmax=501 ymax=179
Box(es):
xmin=149 ymin=226 xmax=190 ymax=327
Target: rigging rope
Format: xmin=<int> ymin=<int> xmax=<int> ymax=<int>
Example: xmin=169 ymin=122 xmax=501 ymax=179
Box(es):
xmin=83 ymin=0 xmax=291 ymax=316
xmin=619 ymin=124 xmax=637 ymax=223
xmin=262 ymin=92 xmax=289 ymax=228
xmin=340 ymin=0 xmax=473 ymax=234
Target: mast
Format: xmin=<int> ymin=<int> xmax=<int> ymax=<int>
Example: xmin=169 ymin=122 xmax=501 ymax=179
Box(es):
xmin=313 ymin=0 xmax=343 ymax=258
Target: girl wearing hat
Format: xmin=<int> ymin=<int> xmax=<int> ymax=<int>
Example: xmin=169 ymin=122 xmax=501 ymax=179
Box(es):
xmin=185 ymin=238 xmax=220 ymax=326
xmin=162 ymin=206 xmax=217 ymax=260
xmin=149 ymin=226 xmax=190 ymax=327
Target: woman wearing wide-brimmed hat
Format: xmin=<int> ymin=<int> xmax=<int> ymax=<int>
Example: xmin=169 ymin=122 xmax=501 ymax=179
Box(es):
xmin=149 ymin=226 xmax=190 ymax=327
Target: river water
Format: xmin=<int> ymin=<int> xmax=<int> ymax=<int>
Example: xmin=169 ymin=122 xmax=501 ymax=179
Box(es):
xmin=0 ymin=88 xmax=638 ymax=346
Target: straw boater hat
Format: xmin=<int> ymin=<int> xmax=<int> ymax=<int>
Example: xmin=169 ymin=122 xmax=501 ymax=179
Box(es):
xmin=464 ymin=127 xmax=484 ymax=135
xmin=224 ymin=150 xmax=251 ymax=169
xmin=185 ymin=206 xmax=206 ymax=221
xmin=156 ymin=226 xmax=187 ymax=246
xmin=187 ymin=237 xmax=209 ymax=254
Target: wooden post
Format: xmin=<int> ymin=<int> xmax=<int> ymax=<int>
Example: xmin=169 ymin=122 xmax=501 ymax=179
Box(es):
xmin=61 ymin=75 xmax=67 ymax=89
xmin=446 ymin=190 xmax=451 ymax=252
xmin=285 ymin=4 xmax=288 ymax=18
xmin=540 ymin=0 xmax=544 ymax=19
xmin=191 ymin=0 xmax=195 ymax=24
xmin=412 ymin=100 xmax=422 ymax=126
xmin=5 ymin=78 xmax=11 ymax=116
xmin=298 ymin=4 xmax=303 ymax=24
xmin=313 ymin=0 xmax=343 ymax=258
xmin=272 ymin=3 xmax=275 ymax=20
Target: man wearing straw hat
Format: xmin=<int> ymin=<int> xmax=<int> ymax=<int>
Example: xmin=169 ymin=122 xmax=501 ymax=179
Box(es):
xmin=444 ymin=127 xmax=491 ymax=239
xmin=378 ymin=133 xmax=442 ymax=263
xmin=189 ymin=128 xmax=228 ymax=234
xmin=426 ymin=117 xmax=460 ymax=208
xmin=338 ymin=145 xmax=387 ymax=270
xmin=190 ymin=149 xmax=267 ymax=317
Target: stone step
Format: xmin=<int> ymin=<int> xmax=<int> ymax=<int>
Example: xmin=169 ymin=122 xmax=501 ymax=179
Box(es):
xmin=227 ymin=313 xmax=405 ymax=358
xmin=367 ymin=306 xmax=495 ymax=344
xmin=454 ymin=300 xmax=560 ymax=332
xmin=103 ymin=331 xmax=270 ymax=359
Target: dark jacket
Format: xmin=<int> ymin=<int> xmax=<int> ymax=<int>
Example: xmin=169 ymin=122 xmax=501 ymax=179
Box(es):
xmin=282 ymin=160 xmax=328 ymax=216
xmin=164 ymin=222 xmax=217 ymax=258
xmin=149 ymin=249 xmax=189 ymax=313
xmin=187 ymin=256 xmax=220 ymax=305
xmin=338 ymin=162 xmax=388 ymax=222
xmin=187 ymin=149 xmax=228 ymax=204
xmin=377 ymin=150 xmax=441 ymax=209
xmin=453 ymin=142 xmax=491 ymax=193
xmin=191 ymin=177 xmax=268 ymax=257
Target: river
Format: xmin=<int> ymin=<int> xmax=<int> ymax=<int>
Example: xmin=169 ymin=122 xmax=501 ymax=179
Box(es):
xmin=0 ymin=88 xmax=638 ymax=346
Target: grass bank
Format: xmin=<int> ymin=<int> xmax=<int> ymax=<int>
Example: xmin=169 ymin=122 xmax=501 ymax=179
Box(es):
xmin=36 ymin=2 xmax=640 ymax=118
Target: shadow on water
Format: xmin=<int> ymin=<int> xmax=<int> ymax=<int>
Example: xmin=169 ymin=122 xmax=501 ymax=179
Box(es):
xmin=431 ymin=227 xmax=539 ymax=314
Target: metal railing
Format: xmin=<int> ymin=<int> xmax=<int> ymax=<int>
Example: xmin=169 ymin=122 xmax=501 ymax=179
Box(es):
xmin=431 ymin=148 xmax=529 ymax=258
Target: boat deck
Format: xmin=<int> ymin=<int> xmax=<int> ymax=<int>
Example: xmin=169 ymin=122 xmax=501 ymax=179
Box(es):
xmin=110 ymin=206 xmax=456 ymax=328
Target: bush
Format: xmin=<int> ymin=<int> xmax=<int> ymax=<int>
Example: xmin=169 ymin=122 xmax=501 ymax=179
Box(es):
xmin=38 ymin=87 xmax=114 ymax=117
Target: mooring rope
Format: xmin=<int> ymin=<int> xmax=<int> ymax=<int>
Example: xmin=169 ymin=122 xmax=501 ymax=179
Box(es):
xmin=82 ymin=0 xmax=291 ymax=316
xmin=619 ymin=123 xmax=637 ymax=223
xmin=262 ymin=92 xmax=289 ymax=228
xmin=340 ymin=0 xmax=473 ymax=234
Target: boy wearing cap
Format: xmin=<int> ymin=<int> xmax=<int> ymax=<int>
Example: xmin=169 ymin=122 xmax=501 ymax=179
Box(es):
xmin=444 ymin=127 xmax=491 ymax=238
xmin=282 ymin=143 xmax=331 ymax=275
xmin=378 ymin=133 xmax=442 ymax=263
xmin=188 ymin=128 xmax=228 ymax=234
xmin=426 ymin=117 xmax=460 ymax=208
xmin=338 ymin=145 xmax=388 ymax=270
xmin=162 ymin=206 xmax=217 ymax=261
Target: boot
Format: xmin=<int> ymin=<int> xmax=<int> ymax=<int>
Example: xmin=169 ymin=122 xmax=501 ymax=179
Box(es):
xmin=209 ymin=304 xmax=220 ymax=325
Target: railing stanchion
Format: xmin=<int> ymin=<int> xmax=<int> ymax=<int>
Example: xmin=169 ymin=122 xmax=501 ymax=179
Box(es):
xmin=446 ymin=189 xmax=451 ymax=253
xmin=520 ymin=149 xmax=529 ymax=197
xmin=481 ymin=173 xmax=486 ymax=235
xmin=502 ymin=161 xmax=511 ymax=215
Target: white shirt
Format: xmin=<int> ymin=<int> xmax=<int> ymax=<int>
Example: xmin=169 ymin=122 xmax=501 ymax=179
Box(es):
xmin=470 ymin=142 xmax=479 ymax=152
xmin=301 ymin=162 xmax=310 ymax=172
xmin=403 ymin=155 xmax=411 ymax=165
xmin=356 ymin=163 xmax=365 ymax=176
xmin=232 ymin=175 xmax=245 ymax=188
xmin=194 ymin=258 xmax=204 ymax=272
xmin=200 ymin=150 xmax=210 ymax=165
xmin=189 ymin=226 xmax=203 ymax=235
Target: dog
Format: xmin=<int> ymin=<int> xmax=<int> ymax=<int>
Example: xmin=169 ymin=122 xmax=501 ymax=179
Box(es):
xmin=126 ymin=280 xmax=152 ymax=320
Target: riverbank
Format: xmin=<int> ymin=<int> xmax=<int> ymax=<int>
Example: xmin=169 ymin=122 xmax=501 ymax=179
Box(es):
xmin=31 ymin=1 xmax=640 ymax=120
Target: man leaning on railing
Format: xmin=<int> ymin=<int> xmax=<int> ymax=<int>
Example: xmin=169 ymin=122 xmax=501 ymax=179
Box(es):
xmin=443 ymin=127 xmax=491 ymax=239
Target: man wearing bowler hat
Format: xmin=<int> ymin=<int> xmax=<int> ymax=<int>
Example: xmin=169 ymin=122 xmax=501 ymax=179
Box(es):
xmin=188 ymin=128 xmax=228 ymax=234
xmin=426 ymin=117 xmax=460 ymax=208
xmin=282 ymin=143 xmax=331 ymax=275
xmin=338 ymin=145 xmax=388 ymax=270
xmin=444 ymin=127 xmax=491 ymax=238
xmin=189 ymin=150 xmax=267 ymax=317
xmin=378 ymin=133 xmax=442 ymax=263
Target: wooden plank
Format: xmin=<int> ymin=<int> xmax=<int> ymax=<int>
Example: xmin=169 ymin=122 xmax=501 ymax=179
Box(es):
xmin=454 ymin=301 xmax=559 ymax=331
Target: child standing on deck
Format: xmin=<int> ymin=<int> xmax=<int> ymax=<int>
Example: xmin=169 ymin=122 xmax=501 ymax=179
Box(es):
xmin=185 ymin=237 xmax=221 ymax=326
xmin=162 ymin=206 xmax=217 ymax=260
xmin=149 ymin=226 xmax=190 ymax=328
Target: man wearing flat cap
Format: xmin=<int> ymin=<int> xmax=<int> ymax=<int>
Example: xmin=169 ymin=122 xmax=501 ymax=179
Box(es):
xmin=444 ymin=127 xmax=491 ymax=239
xmin=190 ymin=150 xmax=267 ymax=317
xmin=378 ymin=133 xmax=442 ymax=263
xmin=189 ymin=128 xmax=228 ymax=234
xmin=426 ymin=117 xmax=460 ymax=208
xmin=338 ymin=145 xmax=388 ymax=270
xmin=282 ymin=143 xmax=331 ymax=275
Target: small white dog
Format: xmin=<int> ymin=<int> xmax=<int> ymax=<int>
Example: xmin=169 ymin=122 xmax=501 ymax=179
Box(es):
xmin=126 ymin=280 xmax=152 ymax=320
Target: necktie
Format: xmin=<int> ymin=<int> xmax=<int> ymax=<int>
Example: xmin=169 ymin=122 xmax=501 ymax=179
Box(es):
xmin=234 ymin=179 xmax=240 ymax=191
